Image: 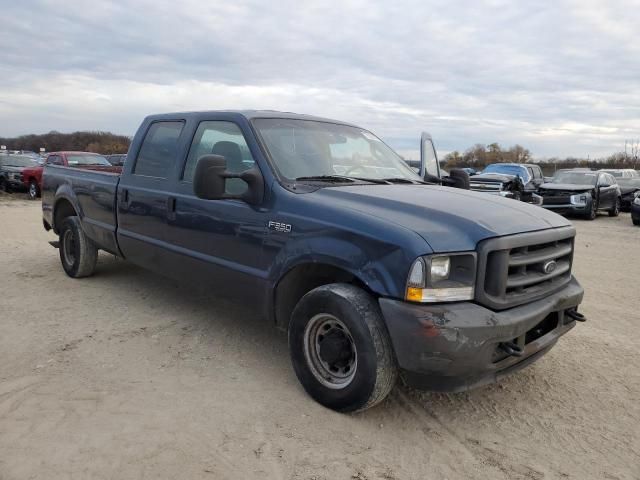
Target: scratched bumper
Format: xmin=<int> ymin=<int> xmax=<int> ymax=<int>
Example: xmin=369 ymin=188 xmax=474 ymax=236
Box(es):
xmin=378 ymin=277 xmax=584 ymax=392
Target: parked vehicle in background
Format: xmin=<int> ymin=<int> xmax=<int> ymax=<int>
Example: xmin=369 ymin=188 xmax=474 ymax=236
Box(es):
xmin=42 ymin=110 xmax=585 ymax=412
xmin=461 ymin=167 xmax=477 ymax=176
xmin=469 ymin=163 xmax=544 ymax=204
xmin=631 ymin=192 xmax=640 ymax=226
xmin=106 ymin=154 xmax=127 ymax=167
xmin=0 ymin=154 xmax=40 ymax=193
xmin=599 ymin=169 xmax=638 ymax=179
xmin=538 ymin=170 xmax=621 ymax=220
xmin=22 ymin=151 xmax=122 ymax=199
xmin=598 ymin=169 xmax=640 ymax=211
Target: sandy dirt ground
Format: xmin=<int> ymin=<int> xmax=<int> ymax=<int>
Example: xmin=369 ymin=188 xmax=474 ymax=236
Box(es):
xmin=0 ymin=194 xmax=638 ymax=480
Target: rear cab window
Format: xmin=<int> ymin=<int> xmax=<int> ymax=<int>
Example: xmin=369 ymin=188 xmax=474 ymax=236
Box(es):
xmin=134 ymin=121 xmax=185 ymax=178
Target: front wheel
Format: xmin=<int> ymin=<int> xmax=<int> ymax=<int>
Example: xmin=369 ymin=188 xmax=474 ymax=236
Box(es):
xmin=59 ymin=216 xmax=98 ymax=278
xmin=288 ymin=283 xmax=397 ymax=412
xmin=28 ymin=180 xmax=40 ymax=200
xmin=608 ymin=198 xmax=620 ymax=217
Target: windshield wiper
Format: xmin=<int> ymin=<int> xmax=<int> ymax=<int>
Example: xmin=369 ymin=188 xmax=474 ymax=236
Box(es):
xmin=295 ymin=175 xmax=390 ymax=185
xmin=295 ymin=175 xmax=355 ymax=183
xmin=379 ymin=177 xmax=427 ymax=185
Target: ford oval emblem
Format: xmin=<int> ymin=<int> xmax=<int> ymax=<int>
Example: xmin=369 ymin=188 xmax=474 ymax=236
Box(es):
xmin=543 ymin=260 xmax=557 ymax=274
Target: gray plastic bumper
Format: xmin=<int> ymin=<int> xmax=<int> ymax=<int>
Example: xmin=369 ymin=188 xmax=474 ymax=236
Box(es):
xmin=379 ymin=277 xmax=584 ymax=392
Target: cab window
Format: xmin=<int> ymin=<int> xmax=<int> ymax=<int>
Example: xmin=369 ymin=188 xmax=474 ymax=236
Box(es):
xmin=133 ymin=121 xmax=184 ymax=178
xmin=182 ymin=121 xmax=255 ymax=194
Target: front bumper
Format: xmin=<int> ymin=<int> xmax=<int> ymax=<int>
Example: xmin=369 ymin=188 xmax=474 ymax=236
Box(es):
xmin=541 ymin=203 xmax=589 ymax=215
xmin=379 ymin=277 xmax=584 ymax=392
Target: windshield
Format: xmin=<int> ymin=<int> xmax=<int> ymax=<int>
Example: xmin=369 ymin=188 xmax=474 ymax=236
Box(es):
xmin=601 ymin=170 xmax=622 ymax=178
xmin=1 ymin=155 xmax=39 ymax=167
xmin=66 ymin=154 xmax=111 ymax=166
xmin=482 ymin=164 xmax=530 ymax=181
xmin=253 ymin=119 xmax=421 ymax=183
xmin=552 ymin=171 xmax=598 ymax=185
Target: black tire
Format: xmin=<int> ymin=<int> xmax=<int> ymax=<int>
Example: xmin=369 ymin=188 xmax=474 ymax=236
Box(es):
xmin=288 ymin=283 xmax=397 ymax=412
xmin=512 ymin=190 xmax=522 ymax=202
xmin=0 ymin=178 xmax=11 ymax=193
xmin=608 ymin=197 xmax=620 ymax=217
xmin=59 ymin=216 xmax=98 ymax=278
xmin=633 ymin=217 xmax=640 ymax=226
xmin=28 ymin=180 xmax=40 ymax=200
xmin=585 ymin=198 xmax=598 ymax=220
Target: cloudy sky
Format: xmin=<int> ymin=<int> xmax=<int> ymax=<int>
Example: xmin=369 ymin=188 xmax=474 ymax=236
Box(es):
xmin=1 ymin=0 xmax=638 ymax=159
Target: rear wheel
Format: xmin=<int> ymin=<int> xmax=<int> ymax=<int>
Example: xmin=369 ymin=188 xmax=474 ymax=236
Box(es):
xmin=633 ymin=217 xmax=640 ymax=226
xmin=288 ymin=283 xmax=397 ymax=412
xmin=59 ymin=216 xmax=98 ymax=278
xmin=28 ymin=180 xmax=40 ymax=200
xmin=608 ymin=197 xmax=620 ymax=217
xmin=0 ymin=178 xmax=10 ymax=193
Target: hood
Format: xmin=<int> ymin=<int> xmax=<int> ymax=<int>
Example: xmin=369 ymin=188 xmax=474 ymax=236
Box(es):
xmin=539 ymin=183 xmax=595 ymax=192
xmin=616 ymin=178 xmax=640 ymax=191
xmin=313 ymin=185 xmax=570 ymax=252
xmin=1 ymin=165 xmax=31 ymax=173
xmin=470 ymin=173 xmax=515 ymax=184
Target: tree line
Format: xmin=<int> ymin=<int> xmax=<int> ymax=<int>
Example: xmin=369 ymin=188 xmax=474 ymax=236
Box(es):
xmin=0 ymin=131 xmax=131 ymax=155
xmin=442 ymin=143 xmax=640 ymax=175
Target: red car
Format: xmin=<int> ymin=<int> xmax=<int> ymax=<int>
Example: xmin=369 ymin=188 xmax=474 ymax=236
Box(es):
xmin=23 ymin=151 xmax=122 ymax=199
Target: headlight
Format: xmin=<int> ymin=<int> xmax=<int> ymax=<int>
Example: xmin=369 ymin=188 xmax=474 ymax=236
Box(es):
xmin=570 ymin=193 xmax=588 ymax=205
xmin=406 ymin=253 xmax=476 ymax=302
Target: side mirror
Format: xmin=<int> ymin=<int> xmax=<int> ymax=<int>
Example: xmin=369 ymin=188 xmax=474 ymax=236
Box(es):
xmin=442 ymin=168 xmax=470 ymax=190
xmin=193 ymin=154 xmax=264 ymax=205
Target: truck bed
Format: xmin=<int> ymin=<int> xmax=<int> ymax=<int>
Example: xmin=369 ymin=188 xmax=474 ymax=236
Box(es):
xmin=42 ymin=165 xmax=121 ymax=255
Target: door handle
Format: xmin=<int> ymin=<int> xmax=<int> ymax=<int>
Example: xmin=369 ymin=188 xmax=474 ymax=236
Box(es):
xmin=119 ymin=189 xmax=130 ymax=209
xmin=167 ymin=196 xmax=177 ymax=221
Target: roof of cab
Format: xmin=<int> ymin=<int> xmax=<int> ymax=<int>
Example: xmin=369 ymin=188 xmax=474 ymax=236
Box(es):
xmin=143 ymin=110 xmax=359 ymax=128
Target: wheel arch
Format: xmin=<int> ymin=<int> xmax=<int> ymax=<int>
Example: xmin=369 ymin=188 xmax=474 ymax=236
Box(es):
xmin=52 ymin=196 xmax=80 ymax=234
xmin=272 ymin=262 xmax=377 ymax=331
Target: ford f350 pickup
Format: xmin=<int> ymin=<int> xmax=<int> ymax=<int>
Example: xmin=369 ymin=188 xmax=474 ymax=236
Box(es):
xmin=42 ymin=111 xmax=585 ymax=412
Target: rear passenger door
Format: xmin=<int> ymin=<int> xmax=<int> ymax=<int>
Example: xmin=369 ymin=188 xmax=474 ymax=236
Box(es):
xmin=117 ymin=120 xmax=186 ymax=271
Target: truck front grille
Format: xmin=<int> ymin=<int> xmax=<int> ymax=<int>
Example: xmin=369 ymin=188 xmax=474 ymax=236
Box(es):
xmin=539 ymin=189 xmax=577 ymax=205
xmin=476 ymin=227 xmax=575 ymax=310
xmin=470 ymin=181 xmax=503 ymax=192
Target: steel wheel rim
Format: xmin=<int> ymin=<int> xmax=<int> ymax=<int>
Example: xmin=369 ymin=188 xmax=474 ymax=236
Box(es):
xmin=62 ymin=229 xmax=76 ymax=267
xmin=29 ymin=183 xmax=37 ymax=197
xmin=303 ymin=314 xmax=357 ymax=389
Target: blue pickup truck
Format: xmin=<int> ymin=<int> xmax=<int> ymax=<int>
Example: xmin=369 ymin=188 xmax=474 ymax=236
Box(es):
xmin=42 ymin=111 xmax=585 ymax=412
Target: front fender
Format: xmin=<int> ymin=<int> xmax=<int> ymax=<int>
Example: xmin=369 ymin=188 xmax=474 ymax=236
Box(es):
xmin=267 ymin=232 xmax=415 ymax=299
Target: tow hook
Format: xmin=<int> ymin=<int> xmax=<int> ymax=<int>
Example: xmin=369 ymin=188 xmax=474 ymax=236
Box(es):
xmin=566 ymin=309 xmax=586 ymax=322
xmin=499 ymin=341 xmax=524 ymax=357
